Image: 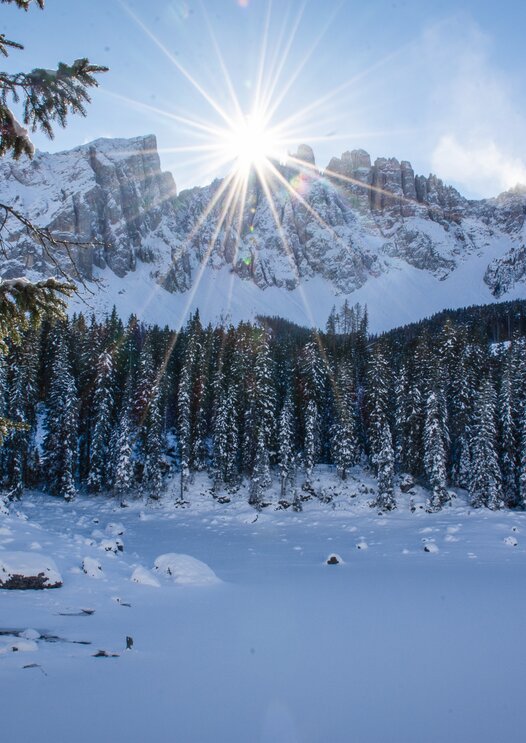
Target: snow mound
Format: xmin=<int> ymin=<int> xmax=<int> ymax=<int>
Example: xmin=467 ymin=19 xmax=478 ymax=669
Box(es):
xmin=82 ymin=557 xmax=103 ymax=579
xmin=0 ymin=552 xmax=62 ymax=589
xmin=131 ymin=566 xmax=161 ymax=588
xmin=99 ymin=538 xmax=124 ymax=554
xmin=105 ymin=522 xmax=125 ymax=536
xmin=356 ymin=541 xmax=368 ymax=550
xmin=504 ymin=536 xmax=518 ymax=547
xmin=153 ymin=553 xmax=221 ymax=586
xmin=423 ymin=542 xmax=439 ymax=554
xmin=0 ymin=639 xmax=38 ymax=654
xmin=20 ymin=629 xmax=40 ymax=640
xmin=326 ymin=553 xmax=344 ymax=565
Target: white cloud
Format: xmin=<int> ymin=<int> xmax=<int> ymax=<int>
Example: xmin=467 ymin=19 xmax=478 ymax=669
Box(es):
xmin=415 ymin=16 xmax=526 ymax=198
xmin=431 ymin=135 xmax=526 ymax=197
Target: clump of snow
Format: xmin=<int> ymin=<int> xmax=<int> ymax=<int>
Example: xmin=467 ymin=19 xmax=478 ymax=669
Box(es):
xmin=0 ymin=552 xmax=62 ymax=589
xmin=131 ymin=566 xmax=161 ymax=588
xmin=105 ymin=522 xmax=125 ymax=536
xmin=326 ymin=553 xmax=343 ymax=565
xmin=504 ymin=536 xmax=518 ymax=547
xmin=82 ymin=557 xmax=103 ymax=579
xmin=153 ymin=553 xmax=221 ymax=586
xmin=20 ymin=629 xmax=40 ymax=640
xmin=99 ymin=538 xmax=124 ymax=554
xmin=0 ymin=639 xmax=38 ymax=654
xmin=423 ymin=542 xmax=439 ymax=554
xmin=356 ymin=541 xmax=368 ymax=550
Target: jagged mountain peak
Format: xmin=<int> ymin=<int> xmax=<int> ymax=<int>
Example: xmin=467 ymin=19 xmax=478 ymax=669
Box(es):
xmin=0 ymin=134 xmax=526 ymax=332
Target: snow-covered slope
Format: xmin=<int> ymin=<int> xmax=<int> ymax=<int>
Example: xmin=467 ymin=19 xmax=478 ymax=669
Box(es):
xmin=2 ymin=475 xmax=526 ymax=743
xmin=1 ymin=135 xmax=526 ymax=333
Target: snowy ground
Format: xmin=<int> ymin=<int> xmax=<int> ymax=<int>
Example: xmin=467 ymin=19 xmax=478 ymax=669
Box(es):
xmin=1 ymin=468 xmax=526 ymax=743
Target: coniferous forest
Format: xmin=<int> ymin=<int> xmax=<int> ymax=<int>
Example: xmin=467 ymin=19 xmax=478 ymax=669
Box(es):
xmin=2 ymin=298 xmax=526 ymax=512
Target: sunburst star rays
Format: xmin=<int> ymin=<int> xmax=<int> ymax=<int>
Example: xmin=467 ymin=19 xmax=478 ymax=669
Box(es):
xmin=109 ymin=0 xmax=429 ymax=352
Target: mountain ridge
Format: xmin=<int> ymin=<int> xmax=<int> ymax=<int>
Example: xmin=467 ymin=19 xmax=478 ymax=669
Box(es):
xmin=0 ymin=134 xmax=525 ymax=333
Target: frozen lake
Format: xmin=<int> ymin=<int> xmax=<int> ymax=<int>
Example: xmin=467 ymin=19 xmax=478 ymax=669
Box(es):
xmin=1 ymin=477 xmax=525 ymax=743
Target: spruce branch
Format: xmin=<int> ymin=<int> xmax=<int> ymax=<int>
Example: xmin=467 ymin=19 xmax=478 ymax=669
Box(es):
xmin=0 ymin=276 xmax=73 ymax=353
xmin=0 ymin=1 xmax=45 ymax=9
xmin=0 ymin=201 xmax=99 ymax=292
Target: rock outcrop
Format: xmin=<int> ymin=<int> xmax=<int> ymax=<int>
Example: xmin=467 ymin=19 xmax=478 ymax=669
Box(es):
xmin=1 ymin=135 xmax=526 ymax=318
xmin=0 ymin=134 xmax=177 ymax=282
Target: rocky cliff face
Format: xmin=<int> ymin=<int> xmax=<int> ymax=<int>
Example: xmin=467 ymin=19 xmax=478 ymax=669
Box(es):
xmin=0 ymin=134 xmax=177 ymax=282
xmin=1 ymin=135 xmax=526 ymax=326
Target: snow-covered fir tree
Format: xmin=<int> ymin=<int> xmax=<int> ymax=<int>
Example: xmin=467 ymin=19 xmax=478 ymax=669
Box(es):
xmin=366 ymin=344 xmax=391 ymax=472
xmin=303 ymin=398 xmax=318 ymax=486
xmin=2 ymin=333 xmax=39 ymax=496
xmin=112 ymin=383 xmax=134 ymax=499
xmin=375 ymin=422 xmax=395 ymax=511
xmin=332 ymin=394 xmax=357 ymax=480
xmin=517 ymin=414 xmax=526 ymax=510
xmin=142 ymin=382 xmax=164 ymax=498
xmin=469 ymin=375 xmax=503 ymax=509
xmin=278 ymin=394 xmax=295 ymax=498
xmin=423 ymin=388 xmax=450 ymax=511
xmin=498 ymin=355 xmax=516 ymax=507
xmin=42 ymin=323 xmax=78 ymax=500
xmin=249 ymin=427 xmax=271 ymax=509
xmin=87 ymin=350 xmax=115 ymax=492
xmin=212 ymin=379 xmax=239 ymax=491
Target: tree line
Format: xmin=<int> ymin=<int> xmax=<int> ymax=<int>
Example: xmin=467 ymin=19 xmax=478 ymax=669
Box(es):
xmin=1 ymin=299 xmax=526 ymax=512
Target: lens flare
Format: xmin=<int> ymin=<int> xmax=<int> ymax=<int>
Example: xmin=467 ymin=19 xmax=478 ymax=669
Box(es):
xmin=220 ymin=111 xmax=282 ymax=175
xmin=117 ymin=0 xmax=418 ymax=350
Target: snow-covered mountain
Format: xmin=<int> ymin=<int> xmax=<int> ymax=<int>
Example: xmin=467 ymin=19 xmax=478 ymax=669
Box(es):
xmin=1 ymin=134 xmax=525 ymax=332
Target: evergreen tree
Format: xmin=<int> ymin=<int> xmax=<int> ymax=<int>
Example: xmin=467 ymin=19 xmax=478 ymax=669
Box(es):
xmin=178 ymin=348 xmax=192 ymax=500
xmin=42 ymin=323 xmax=78 ymax=500
xmin=249 ymin=427 xmax=271 ymax=509
xmin=2 ymin=332 xmax=38 ymax=496
xmin=303 ymin=398 xmax=318 ymax=485
xmin=394 ymin=361 xmax=408 ymax=470
xmin=278 ymin=394 xmax=295 ymax=498
xmin=300 ymin=337 xmax=326 ymax=405
xmin=423 ymin=389 xmax=450 ymax=511
xmin=448 ymin=344 xmax=473 ymax=488
xmin=253 ymin=330 xmax=276 ymax=451
xmin=332 ymin=359 xmax=358 ymax=480
xmin=87 ymin=350 xmax=115 ymax=492
xmin=142 ymin=382 xmax=164 ymax=498
xmin=517 ymin=414 xmax=526 ymax=510
xmin=112 ymin=381 xmax=134 ymax=499
xmin=212 ymin=380 xmax=239 ymax=491
xmin=469 ymin=376 xmax=503 ymax=509
xmin=498 ymin=356 xmax=517 ymax=507
xmin=375 ymin=422 xmax=395 ymax=511
xmin=366 ymin=344 xmax=391 ymax=471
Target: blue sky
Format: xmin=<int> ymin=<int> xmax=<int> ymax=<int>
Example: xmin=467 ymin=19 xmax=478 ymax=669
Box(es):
xmin=2 ymin=0 xmax=525 ymax=197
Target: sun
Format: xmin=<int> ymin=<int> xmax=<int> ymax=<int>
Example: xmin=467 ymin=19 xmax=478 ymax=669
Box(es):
xmin=220 ymin=111 xmax=281 ymax=175
xmin=121 ymin=0 xmax=392 ymax=332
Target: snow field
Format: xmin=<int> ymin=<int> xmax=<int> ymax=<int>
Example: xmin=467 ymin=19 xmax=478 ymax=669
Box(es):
xmin=1 ymin=469 xmax=526 ymax=742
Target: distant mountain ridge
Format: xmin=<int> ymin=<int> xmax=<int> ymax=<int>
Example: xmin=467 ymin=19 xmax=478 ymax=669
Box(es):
xmin=1 ymin=134 xmax=525 ymax=332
